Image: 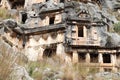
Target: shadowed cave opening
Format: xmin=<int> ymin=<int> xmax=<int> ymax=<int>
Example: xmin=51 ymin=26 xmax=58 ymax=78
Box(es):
xmin=104 ymin=68 xmax=112 ymax=72
xmin=21 ymin=12 xmax=27 ymax=24
xmin=90 ymin=53 xmax=98 ymax=63
xmin=60 ymin=0 xmax=64 ymax=3
xmin=43 ymin=48 xmax=56 ymax=58
xmin=78 ymin=53 xmax=86 ymax=62
xmin=49 ymin=16 xmax=55 ymax=25
xmin=78 ymin=27 xmax=84 ymax=37
xmin=46 ymin=0 xmax=49 ymax=2
xmin=116 ymin=52 xmax=120 ymax=59
xmin=9 ymin=0 xmax=25 ymax=9
xmin=103 ymin=54 xmax=111 ymax=63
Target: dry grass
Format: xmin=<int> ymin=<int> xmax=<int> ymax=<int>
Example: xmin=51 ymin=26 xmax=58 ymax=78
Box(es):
xmin=0 ymin=8 xmax=12 ymax=20
xmin=0 ymin=44 xmax=15 ymax=80
xmin=113 ymin=21 xmax=120 ymax=34
xmin=0 ymin=38 xmax=26 ymax=80
xmin=25 ymin=56 xmax=98 ymax=80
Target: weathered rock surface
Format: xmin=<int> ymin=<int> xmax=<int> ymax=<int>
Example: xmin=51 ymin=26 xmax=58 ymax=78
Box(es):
xmin=86 ymin=72 xmax=120 ymax=80
xmin=10 ymin=64 xmax=34 ymax=80
xmin=0 ymin=1 xmax=120 ymax=80
xmin=0 ymin=0 xmax=120 ymax=61
xmin=42 ymin=68 xmax=64 ymax=80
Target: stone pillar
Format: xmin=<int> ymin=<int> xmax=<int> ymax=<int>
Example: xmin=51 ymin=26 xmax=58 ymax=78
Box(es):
xmin=55 ymin=14 xmax=61 ymax=24
xmin=99 ymin=67 xmax=104 ymax=72
xmin=56 ymin=43 xmax=65 ymax=60
xmin=73 ymin=51 xmax=78 ymax=63
xmin=98 ymin=53 xmax=103 ymax=64
xmin=111 ymin=54 xmax=116 ymax=66
xmin=112 ymin=67 xmax=117 ymax=72
xmin=38 ymin=47 xmax=45 ymax=60
xmin=99 ymin=53 xmax=103 ymax=72
xmin=86 ymin=53 xmax=90 ymax=63
xmin=65 ymin=54 xmax=72 ymax=65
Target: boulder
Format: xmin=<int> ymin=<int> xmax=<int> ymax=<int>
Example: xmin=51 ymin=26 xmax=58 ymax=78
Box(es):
xmin=10 ymin=64 xmax=34 ymax=80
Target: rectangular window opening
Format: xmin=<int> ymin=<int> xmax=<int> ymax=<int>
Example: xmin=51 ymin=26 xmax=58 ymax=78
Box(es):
xmin=46 ymin=0 xmax=49 ymax=2
xmin=21 ymin=13 xmax=27 ymax=24
xmin=49 ymin=16 xmax=55 ymax=25
xmin=60 ymin=0 xmax=64 ymax=3
xmin=104 ymin=68 xmax=112 ymax=72
xmin=10 ymin=0 xmax=25 ymax=9
xmin=78 ymin=27 xmax=84 ymax=37
xmin=116 ymin=52 xmax=120 ymax=59
xmin=103 ymin=54 xmax=111 ymax=63
xmin=78 ymin=53 xmax=86 ymax=63
xmin=90 ymin=53 xmax=98 ymax=63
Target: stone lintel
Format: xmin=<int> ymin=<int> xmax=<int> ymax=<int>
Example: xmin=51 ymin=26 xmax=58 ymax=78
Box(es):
xmin=98 ymin=50 xmax=117 ymax=53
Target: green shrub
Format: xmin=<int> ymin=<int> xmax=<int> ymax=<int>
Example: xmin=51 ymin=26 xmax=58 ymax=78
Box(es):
xmin=113 ymin=22 xmax=120 ymax=34
xmin=0 ymin=8 xmax=12 ymax=20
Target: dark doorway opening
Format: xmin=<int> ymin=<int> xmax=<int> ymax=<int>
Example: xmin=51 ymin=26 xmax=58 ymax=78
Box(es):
xmin=78 ymin=53 xmax=86 ymax=62
xmin=116 ymin=52 xmax=120 ymax=58
xmin=43 ymin=48 xmax=56 ymax=58
xmin=60 ymin=0 xmax=64 ymax=3
xmin=46 ymin=0 xmax=49 ymax=2
xmin=103 ymin=54 xmax=111 ymax=63
xmin=78 ymin=27 xmax=84 ymax=37
xmin=90 ymin=53 xmax=98 ymax=63
xmin=49 ymin=16 xmax=55 ymax=25
xmin=21 ymin=12 xmax=27 ymax=24
xmin=67 ymin=52 xmax=73 ymax=59
xmin=9 ymin=0 xmax=25 ymax=9
xmin=104 ymin=68 xmax=112 ymax=72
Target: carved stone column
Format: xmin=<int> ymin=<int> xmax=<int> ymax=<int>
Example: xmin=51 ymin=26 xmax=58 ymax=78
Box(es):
xmin=86 ymin=53 xmax=90 ymax=63
xmin=112 ymin=67 xmax=117 ymax=72
xmin=73 ymin=51 xmax=78 ymax=63
xmin=111 ymin=54 xmax=116 ymax=66
xmin=65 ymin=53 xmax=72 ymax=65
xmin=98 ymin=53 xmax=103 ymax=64
xmin=38 ymin=47 xmax=45 ymax=60
xmin=56 ymin=43 xmax=65 ymax=60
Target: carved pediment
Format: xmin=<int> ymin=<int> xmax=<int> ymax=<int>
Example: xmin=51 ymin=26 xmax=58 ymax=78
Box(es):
xmin=77 ymin=9 xmax=91 ymax=18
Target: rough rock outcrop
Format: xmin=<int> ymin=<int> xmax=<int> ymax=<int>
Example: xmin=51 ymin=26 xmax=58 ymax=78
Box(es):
xmin=10 ymin=64 xmax=33 ymax=80
xmin=86 ymin=72 xmax=120 ymax=80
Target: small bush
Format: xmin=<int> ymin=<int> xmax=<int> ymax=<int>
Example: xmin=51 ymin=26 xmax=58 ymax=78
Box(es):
xmin=0 ymin=8 xmax=13 ymax=20
xmin=113 ymin=22 xmax=120 ymax=34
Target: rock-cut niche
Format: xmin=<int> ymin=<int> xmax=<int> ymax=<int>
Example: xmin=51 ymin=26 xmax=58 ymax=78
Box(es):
xmin=9 ymin=0 xmax=25 ymax=9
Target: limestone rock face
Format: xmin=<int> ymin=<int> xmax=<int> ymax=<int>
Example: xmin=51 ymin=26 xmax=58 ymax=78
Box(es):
xmin=86 ymin=72 xmax=120 ymax=80
xmin=42 ymin=68 xmax=64 ymax=80
xmin=10 ymin=64 xmax=34 ymax=80
xmin=0 ymin=0 xmax=120 ymax=62
xmin=24 ymin=0 xmax=45 ymax=10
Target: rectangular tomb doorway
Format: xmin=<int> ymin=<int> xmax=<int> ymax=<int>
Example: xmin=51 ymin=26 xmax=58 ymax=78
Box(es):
xmin=78 ymin=53 xmax=86 ymax=63
xmin=90 ymin=53 xmax=98 ymax=63
xmin=49 ymin=16 xmax=55 ymax=25
xmin=78 ymin=27 xmax=84 ymax=37
xmin=43 ymin=48 xmax=56 ymax=58
xmin=103 ymin=54 xmax=111 ymax=63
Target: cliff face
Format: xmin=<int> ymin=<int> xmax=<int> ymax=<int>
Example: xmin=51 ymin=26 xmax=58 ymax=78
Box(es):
xmin=0 ymin=0 xmax=120 ymax=80
xmin=0 ymin=0 xmax=120 ymax=61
